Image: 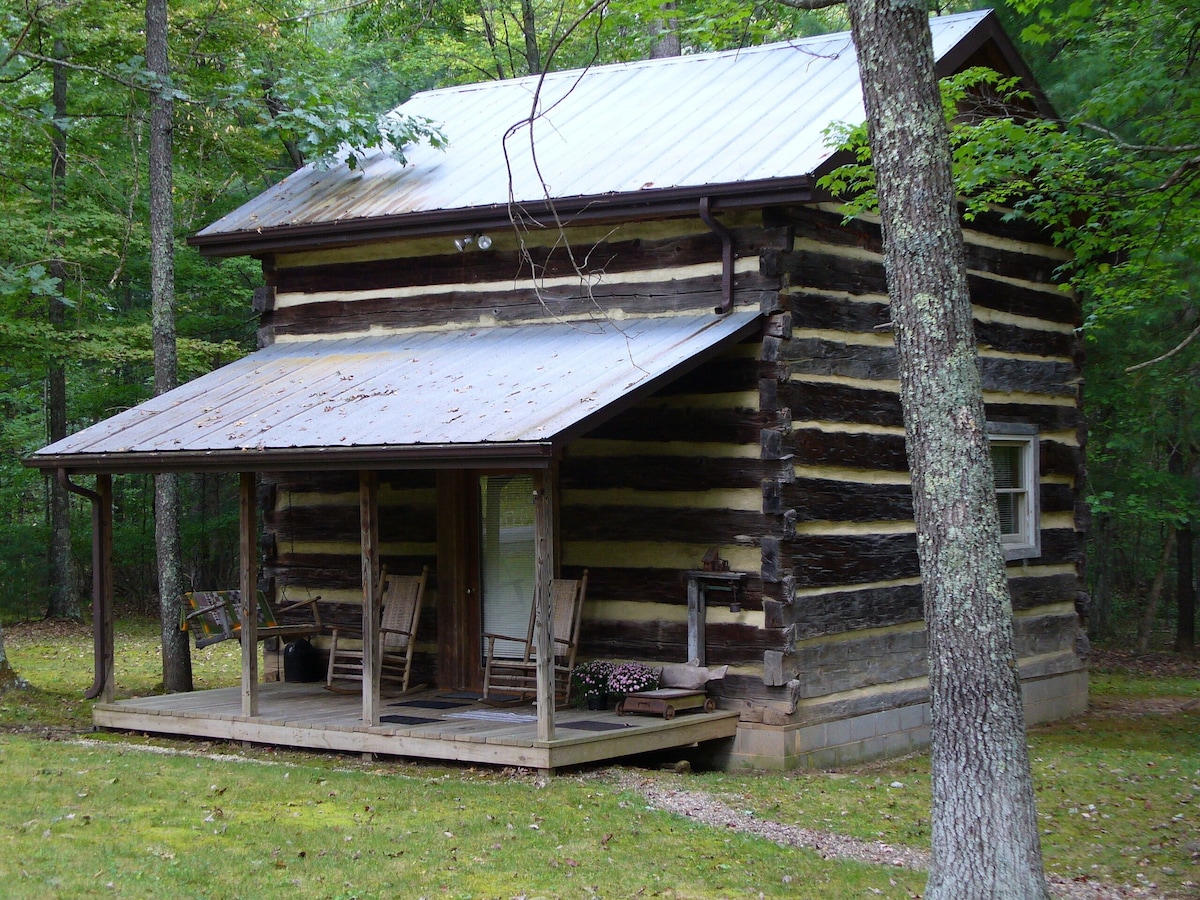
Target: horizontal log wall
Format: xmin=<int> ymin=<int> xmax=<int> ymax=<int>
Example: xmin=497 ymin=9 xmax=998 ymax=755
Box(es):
xmin=255 ymin=202 xmax=1086 ymax=714
xmin=765 ymin=204 xmax=1087 ymax=700
xmin=259 ymin=470 xmax=439 ymax=682
xmin=262 ymin=215 xmax=782 ymax=340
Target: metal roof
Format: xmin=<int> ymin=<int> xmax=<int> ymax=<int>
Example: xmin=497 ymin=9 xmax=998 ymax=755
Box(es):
xmin=27 ymin=313 xmax=762 ymax=474
xmin=193 ymin=11 xmax=1006 ymax=256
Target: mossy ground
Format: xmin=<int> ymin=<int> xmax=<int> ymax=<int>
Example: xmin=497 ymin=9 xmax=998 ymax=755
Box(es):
xmin=1 ymin=622 xmax=1196 ymax=898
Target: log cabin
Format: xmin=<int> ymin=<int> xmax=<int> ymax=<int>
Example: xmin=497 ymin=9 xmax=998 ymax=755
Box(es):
xmin=27 ymin=9 xmax=1088 ymax=771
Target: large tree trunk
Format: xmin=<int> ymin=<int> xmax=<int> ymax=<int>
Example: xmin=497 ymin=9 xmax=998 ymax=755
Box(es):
xmin=147 ymin=0 xmax=192 ymax=693
xmin=649 ymin=3 xmax=681 ymax=59
xmin=844 ymin=1 xmax=1049 ymax=896
xmin=46 ymin=39 xmax=79 ymax=620
xmin=1134 ymin=527 xmax=1176 ymax=654
xmin=0 ymin=622 xmax=27 ymax=692
xmin=519 ymin=0 xmax=541 ymax=75
xmin=1178 ymin=522 xmax=1196 ymax=654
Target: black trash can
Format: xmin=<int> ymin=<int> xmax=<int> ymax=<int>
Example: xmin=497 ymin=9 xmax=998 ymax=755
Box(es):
xmin=283 ymin=638 xmax=321 ymax=682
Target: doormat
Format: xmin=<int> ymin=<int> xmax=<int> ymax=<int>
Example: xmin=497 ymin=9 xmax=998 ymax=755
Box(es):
xmin=444 ymin=709 xmax=537 ymax=723
xmin=560 ymin=720 xmax=631 ymax=732
xmin=391 ymin=699 xmax=470 ymax=709
xmin=438 ymin=691 xmax=485 ymax=701
xmin=379 ymin=714 xmax=438 ymax=726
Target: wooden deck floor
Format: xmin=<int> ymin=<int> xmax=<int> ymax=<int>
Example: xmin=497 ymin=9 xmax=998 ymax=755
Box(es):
xmin=92 ymin=683 xmax=740 ymax=771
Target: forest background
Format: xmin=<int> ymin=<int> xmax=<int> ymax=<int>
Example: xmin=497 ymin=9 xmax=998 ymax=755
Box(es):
xmin=0 ymin=0 xmax=1196 ymax=654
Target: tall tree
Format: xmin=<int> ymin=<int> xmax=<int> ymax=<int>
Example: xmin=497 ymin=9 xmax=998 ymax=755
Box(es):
xmin=845 ymin=2 xmax=1047 ymax=893
xmin=146 ymin=0 xmax=191 ymax=693
xmin=0 ymin=621 xmax=25 ymax=692
xmin=781 ymin=0 xmax=1051 ymax=893
xmin=45 ymin=35 xmax=79 ymax=619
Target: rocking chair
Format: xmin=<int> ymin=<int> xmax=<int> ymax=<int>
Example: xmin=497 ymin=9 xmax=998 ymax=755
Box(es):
xmin=482 ymin=570 xmax=587 ymax=705
xmin=326 ymin=566 xmax=429 ymax=694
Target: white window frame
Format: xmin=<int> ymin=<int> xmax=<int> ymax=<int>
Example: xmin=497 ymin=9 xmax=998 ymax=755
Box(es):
xmin=988 ymin=423 xmax=1041 ymax=561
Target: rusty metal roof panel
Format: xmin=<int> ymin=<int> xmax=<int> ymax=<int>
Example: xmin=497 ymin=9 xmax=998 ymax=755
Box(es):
xmin=29 ymin=313 xmax=761 ymax=472
xmin=196 ymin=11 xmax=993 ymax=241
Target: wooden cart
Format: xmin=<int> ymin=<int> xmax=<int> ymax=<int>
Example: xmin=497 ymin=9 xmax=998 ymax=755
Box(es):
xmin=615 ymin=688 xmax=716 ymax=720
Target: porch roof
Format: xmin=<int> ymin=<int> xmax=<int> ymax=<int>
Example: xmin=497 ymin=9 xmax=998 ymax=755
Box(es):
xmin=26 ymin=311 xmax=761 ymax=475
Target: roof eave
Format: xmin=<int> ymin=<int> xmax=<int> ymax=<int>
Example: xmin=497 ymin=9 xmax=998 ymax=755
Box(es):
xmin=24 ymin=441 xmax=558 ymax=476
xmin=188 ymin=177 xmax=815 ymax=258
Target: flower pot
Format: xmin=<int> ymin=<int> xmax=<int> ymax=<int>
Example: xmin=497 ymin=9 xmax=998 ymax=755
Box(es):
xmin=585 ymin=693 xmax=608 ymax=711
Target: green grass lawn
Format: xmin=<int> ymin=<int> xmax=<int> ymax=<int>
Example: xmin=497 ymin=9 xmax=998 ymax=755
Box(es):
xmin=2 ymin=620 xmax=1197 ymax=898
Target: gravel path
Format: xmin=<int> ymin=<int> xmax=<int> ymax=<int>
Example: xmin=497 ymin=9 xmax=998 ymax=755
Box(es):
xmin=616 ymin=772 xmax=1168 ymax=900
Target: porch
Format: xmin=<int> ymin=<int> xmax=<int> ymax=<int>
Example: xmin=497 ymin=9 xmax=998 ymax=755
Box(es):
xmin=92 ymin=683 xmax=740 ymax=772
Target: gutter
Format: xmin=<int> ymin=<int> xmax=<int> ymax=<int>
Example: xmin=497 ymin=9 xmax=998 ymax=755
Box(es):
xmin=698 ymin=197 xmax=734 ymax=315
xmin=27 ymin=441 xmax=559 ymax=476
xmin=188 ymin=177 xmax=814 ymax=258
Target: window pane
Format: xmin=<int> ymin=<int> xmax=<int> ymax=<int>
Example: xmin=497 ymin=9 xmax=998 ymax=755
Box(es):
xmin=480 ymin=474 xmax=535 ymax=659
xmin=996 ymin=492 xmax=1019 ymax=535
xmin=992 ymin=444 xmax=1021 ymax=489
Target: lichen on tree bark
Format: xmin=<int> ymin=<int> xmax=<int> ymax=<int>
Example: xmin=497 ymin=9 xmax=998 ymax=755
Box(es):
xmin=843 ymin=0 xmax=1050 ymax=896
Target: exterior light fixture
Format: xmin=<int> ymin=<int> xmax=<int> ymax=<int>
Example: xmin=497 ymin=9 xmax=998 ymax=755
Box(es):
xmin=453 ymin=233 xmax=493 ymax=252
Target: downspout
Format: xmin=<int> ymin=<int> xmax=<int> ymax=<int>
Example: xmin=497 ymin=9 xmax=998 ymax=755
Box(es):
xmin=57 ymin=469 xmax=109 ymax=700
xmin=699 ymin=196 xmax=734 ymax=315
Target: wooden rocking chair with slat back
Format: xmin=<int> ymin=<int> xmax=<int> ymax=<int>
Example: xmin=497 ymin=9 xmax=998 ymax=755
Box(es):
xmin=326 ymin=566 xmax=429 ymax=694
xmin=482 ymin=570 xmax=587 ymax=706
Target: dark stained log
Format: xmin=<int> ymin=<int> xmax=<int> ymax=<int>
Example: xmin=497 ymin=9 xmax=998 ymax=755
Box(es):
xmin=275 ymin=227 xmax=791 ymax=295
xmin=784 ymin=336 xmax=1080 ymax=396
xmin=775 ymin=205 xmax=1065 ymax=284
xmin=560 ymin=454 xmax=770 ymax=491
xmin=1040 ymin=483 xmax=1076 ymax=515
xmin=585 ymin=406 xmax=765 ymax=445
xmin=265 ymin=552 xmax=436 ymax=590
xmin=781 ymin=380 xmax=904 ymax=428
xmin=783 ymin=478 xmax=914 ymax=522
xmin=791 ymin=427 xmax=910 ymax=471
xmin=1035 ymin=528 xmax=1086 ymax=567
xmin=561 ymin=564 xmax=765 ymax=611
xmin=265 ymin=503 xmax=437 ymax=543
xmin=788 ymin=291 xmax=890 ymax=332
xmin=560 ymin=505 xmax=766 ymax=545
xmin=1040 ymin=440 xmax=1084 ymax=480
xmin=768 ymin=249 xmax=1077 ymax=324
xmin=792 ymin=532 xmax=920 ymax=588
xmin=790 ymin=528 xmax=1080 ymax=591
xmin=579 ymin=619 xmax=786 ymax=665
xmin=1008 ymin=573 xmax=1080 ymax=612
xmin=786 ymin=292 xmax=1077 ymax=360
xmin=975 ymin=320 xmax=1076 ymax=359
xmin=264 ymin=271 xmax=778 ymax=336
xmin=791 ymin=582 xmax=924 ymax=638
xmin=652 ymin=353 xmax=764 ymax=397
xmin=261 ymin=470 xmax=437 ymax=493
xmin=986 ymin=402 xmax=1082 ymax=432
xmin=782 ymin=380 xmax=1083 ymax=436
xmin=1014 ymin=612 xmax=1079 ymax=657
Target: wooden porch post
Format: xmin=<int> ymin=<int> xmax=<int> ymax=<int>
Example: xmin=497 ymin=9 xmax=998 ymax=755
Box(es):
xmin=532 ymin=469 xmax=555 ymax=743
xmin=360 ymin=470 xmax=381 ymax=725
xmin=96 ymin=474 xmax=115 ymax=703
xmin=239 ymin=471 xmax=258 ymax=717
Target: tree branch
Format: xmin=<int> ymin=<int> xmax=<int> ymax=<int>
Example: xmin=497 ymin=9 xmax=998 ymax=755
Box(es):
xmin=1076 ymin=121 xmax=1200 ymax=155
xmin=773 ymin=0 xmax=845 ymax=7
xmin=1126 ymin=319 xmax=1200 ymax=372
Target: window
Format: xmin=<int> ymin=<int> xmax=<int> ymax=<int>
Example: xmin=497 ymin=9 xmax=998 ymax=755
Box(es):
xmin=988 ymin=423 xmax=1040 ymax=560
